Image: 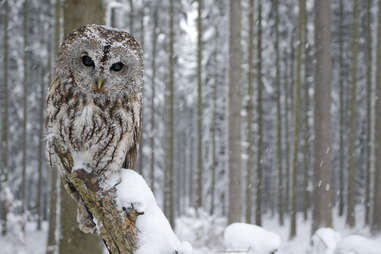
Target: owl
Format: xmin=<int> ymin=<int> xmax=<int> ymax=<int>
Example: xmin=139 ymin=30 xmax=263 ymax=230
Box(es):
xmin=46 ymin=24 xmax=143 ymax=233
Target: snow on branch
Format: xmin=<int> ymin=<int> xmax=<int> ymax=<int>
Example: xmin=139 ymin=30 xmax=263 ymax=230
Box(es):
xmin=52 ymin=138 xmax=191 ymax=254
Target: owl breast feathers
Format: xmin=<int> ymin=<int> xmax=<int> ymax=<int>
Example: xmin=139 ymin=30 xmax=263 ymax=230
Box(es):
xmin=46 ymin=24 xmax=143 ymax=178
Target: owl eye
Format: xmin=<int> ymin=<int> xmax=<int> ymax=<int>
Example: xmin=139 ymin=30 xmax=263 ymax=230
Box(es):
xmin=110 ymin=62 xmax=124 ymax=72
xmin=82 ymin=55 xmax=94 ymax=67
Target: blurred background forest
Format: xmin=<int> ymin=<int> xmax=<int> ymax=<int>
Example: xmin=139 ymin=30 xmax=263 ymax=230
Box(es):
xmin=1 ymin=0 xmax=381 ymax=253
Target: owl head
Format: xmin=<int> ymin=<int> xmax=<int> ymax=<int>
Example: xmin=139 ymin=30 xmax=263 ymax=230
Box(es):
xmin=56 ymin=24 xmax=143 ymax=96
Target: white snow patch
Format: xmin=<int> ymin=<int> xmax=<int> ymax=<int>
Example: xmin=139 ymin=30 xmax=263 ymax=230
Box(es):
xmin=311 ymin=228 xmax=341 ymax=254
xmin=224 ymin=223 xmax=281 ymax=254
xmin=0 ymin=221 xmax=48 ymax=254
xmin=335 ymin=235 xmax=381 ymax=254
xmin=115 ymin=169 xmax=192 ymax=254
xmin=176 ymin=208 xmax=226 ymax=252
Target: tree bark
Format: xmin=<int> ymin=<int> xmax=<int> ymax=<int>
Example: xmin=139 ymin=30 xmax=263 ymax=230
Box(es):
xmin=197 ymin=0 xmax=203 ymax=209
xmin=338 ymin=0 xmax=345 ymax=218
xmin=150 ymin=6 xmax=158 ymax=193
xmin=210 ymin=38 xmax=218 ymax=215
xmin=46 ymin=167 xmax=58 ymax=254
xmin=256 ymin=0 xmax=263 ymax=227
xmin=129 ymin=0 xmax=134 ymax=34
xmin=346 ymin=0 xmax=359 ymax=228
xmin=245 ymin=0 xmax=255 ymax=224
xmin=137 ymin=1 xmax=144 ymax=175
xmin=21 ymin=0 xmax=29 ymax=231
xmin=168 ymin=0 xmax=175 ymax=227
xmin=312 ymin=0 xmax=333 ymax=234
xmin=228 ymin=0 xmax=242 ymax=224
xmin=46 ymin=1 xmax=61 ymax=251
xmin=372 ymin=0 xmax=381 ymax=234
xmin=284 ymin=47 xmax=290 ymax=215
xmin=290 ymin=0 xmax=305 ymax=239
xmin=1 ymin=0 xmax=9 ymax=237
xmin=189 ymin=130 xmax=194 ymax=207
xmin=37 ymin=32 xmax=46 ymax=230
xmin=302 ymin=4 xmax=311 ymax=222
xmin=63 ymin=0 xmax=105 ymax=37
xmin=111 ymin=7 xmax=117 ymax=27
xmin=365 ymin=0 xmax=373 ymax=226
xmin=274 ymin=0 xmax=284 ymax=227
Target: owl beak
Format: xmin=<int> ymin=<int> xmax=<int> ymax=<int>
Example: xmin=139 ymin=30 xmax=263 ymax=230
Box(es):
xmin=96 ymin=78 xmax=104 ymax=89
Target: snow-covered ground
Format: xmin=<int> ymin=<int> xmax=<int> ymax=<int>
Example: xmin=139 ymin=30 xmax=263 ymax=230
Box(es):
xmin=176 ymin=208 xmax=381 ymax=254
xmin=1 ymin=208 xmax=381 ymax=254
xmin=0 ymin=220 xmax=48 ymax=254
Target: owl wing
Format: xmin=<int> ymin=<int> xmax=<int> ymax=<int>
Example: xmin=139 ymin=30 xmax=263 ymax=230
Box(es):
xmin=122 ymin=96 xmax=142 ymax=170
xmin=123 ymin=143 xmax=137 ymax=170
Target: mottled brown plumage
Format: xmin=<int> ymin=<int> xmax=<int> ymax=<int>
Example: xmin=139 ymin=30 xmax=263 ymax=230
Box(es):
xmin=46 ymin=24 xmax=143 ymax=233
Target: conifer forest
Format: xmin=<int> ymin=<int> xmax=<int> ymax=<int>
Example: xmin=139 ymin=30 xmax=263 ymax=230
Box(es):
xmin=1 ymin=0 xmax=381 ymax=253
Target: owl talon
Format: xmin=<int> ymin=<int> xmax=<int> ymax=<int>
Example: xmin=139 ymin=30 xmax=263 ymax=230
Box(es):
xmin=121 ymin=205 xmax=143 ymax=232
xmin=52 ymin=138 xmax=73 ymax=172
xmin=122 ymin=204 xmax=144 ymax=223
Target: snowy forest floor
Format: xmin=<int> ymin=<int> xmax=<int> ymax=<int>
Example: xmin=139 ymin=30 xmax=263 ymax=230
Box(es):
xmin=176 ymin=207 xmax=381 ymax=254
xmin=0 ymin=220 xmax=48 ymax=254
xmin=1 ymin=207 xmax=380 ymax=254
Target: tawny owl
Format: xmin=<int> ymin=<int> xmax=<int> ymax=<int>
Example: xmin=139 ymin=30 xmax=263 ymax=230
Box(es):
xmin=46 ymin=24 xmax=143 ymax=233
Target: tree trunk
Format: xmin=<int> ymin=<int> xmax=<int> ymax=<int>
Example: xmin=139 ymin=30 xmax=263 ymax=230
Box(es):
xmin=46 ymin=1 xmax=61 ymax=251
xmin=302 ymin=4 xmax=311 ymax=222
xmin=197 ymin=0 xmax=203 ymax=209
xmin=111 ymin=7 xmax=117 ymax=27
xmin=168 ymin=0 xmax=175 ymax=227
xmin=338 ymin=0 xmax=345 ymax=218
xmin=286 ymin=35 xmax=295 ymax=215
xmin=245 ymin=0 xmax=255 ymax=224
xmin=312 ymin=0 xmax=333 ymax=234
xmin=210 ymin=43 xmax=217 ymax=215
xmin=150 ymin=6 xmax=158 ymax=193
xmin=290 ymin=0 xmax=305 ymax=239
xmin=57 ymin=1 xmax=106 ymax=253
xmin=346 ymin=0 xmax=359 ymax=228
xmin=137 ymin=1 xmax=144 ymax=175
xmin=140 ymin=3 xmax=144 ymax=56
xmin=1 ymin=0 xmax=9 ymax=237
xmin=37 ymin=33 xmax=46 ymax=230
xmin=63 ymin=0 xmax=105 ymax=36
xmin=129 ymin=0 xmax=134 ymax=34
xmin=46 ymin=168 xmax=58 ymax=254
xmin=59 ymin=180 xmax=103 ymax=254
xmin=274 ymin=0 xmax=284 ymax=227
xmin=189 ymin=131 xmax=194 ymax=207
xmin=22 ymin=0 xmax=29 ymax=231
xmin=372 ymin=0 xmax=381 ymax=234
xmin=256 ymin=0 xmax=263 ymax=227
xmin=365 ymin=0 xmax=373 ymax=226
xmin=284 ymin=47 xmax=290 ymax=215
xmin=228 ymin=0 xmax=242 ymax=224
